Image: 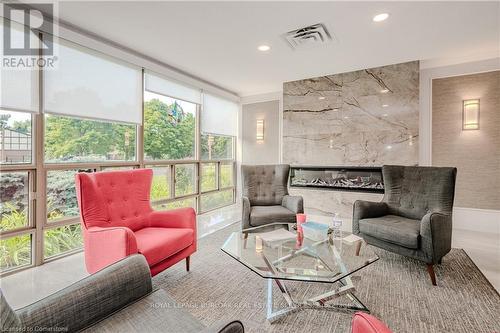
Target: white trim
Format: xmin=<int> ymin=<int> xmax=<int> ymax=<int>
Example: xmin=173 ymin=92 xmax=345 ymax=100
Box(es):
xmin=453 ymin=207 xmax=500 ymax=235
xmin=240 ymin=92 xmax=282 ymax=105
xmin=419 ymin=58 xmax=500 ymax=166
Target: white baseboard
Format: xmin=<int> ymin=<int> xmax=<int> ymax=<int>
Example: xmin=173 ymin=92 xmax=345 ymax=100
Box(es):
xmin=453 ymin=207 xmax=500 ymax=235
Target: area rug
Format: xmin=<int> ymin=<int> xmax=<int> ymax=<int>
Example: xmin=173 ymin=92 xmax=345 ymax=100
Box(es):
xmin=153 ymin=223 xmax=500 ymax=333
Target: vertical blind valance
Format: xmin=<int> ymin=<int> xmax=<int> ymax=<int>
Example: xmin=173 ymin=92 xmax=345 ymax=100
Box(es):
xmin=44 ymin=38 xmax=142 ymax=124
xmin=202 ymin=93 xmax=239 ymax=137
xmin=0 ymin=19 xmax=39 ymax=113
xmin=144 ymin=71 xmax=201 ymax=104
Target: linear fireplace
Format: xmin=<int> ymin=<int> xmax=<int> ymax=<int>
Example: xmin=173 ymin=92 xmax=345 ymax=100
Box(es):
xmin=290 ymin=166 xmax=384 ymax=193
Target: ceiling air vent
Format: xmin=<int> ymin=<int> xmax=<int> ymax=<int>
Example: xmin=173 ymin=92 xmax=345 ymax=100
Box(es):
xmin=283 ymin=23 xmax=333 ymax=49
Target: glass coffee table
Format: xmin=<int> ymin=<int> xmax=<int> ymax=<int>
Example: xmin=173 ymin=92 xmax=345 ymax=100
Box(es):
xmin=221 ymin=223 xmax=379 ymax=322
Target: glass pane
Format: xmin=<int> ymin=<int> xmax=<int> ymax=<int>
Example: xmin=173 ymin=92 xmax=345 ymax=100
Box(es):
xmin=0 ymin=110 xmax=32 ymax=164
xmin=47 ymin=169 xmax=92 ymax=222
xmin=175 ymin=164 xmax=196 ymax=197
xmin=153 ymin=197 xmax=196 ymax=211
xmin=201 ymin=134 xmax=234 ymax=160
xmin=0 ymin=234 xmax=32 ymax=272
xmin=44 ymin=114 xmax=136 ymax=163
xmin=44 ymin=224 xmax=83 ymax=259
xmin=144 ymin=91 xmax=196 ymax=161
xmin=200 ymin=189 xmax=234 ymax=212
xmin=150 ymin=166 xmax=171 ymax=201
xmin=101 ymin=166 xmax=136 ymax=172
xmin=0 ymin=171 xmax=29 ymax=232
xmin=220 ymin=162 xmax=234 ymax=188
xmin=201 ymin=163 xmax=217 ymax=192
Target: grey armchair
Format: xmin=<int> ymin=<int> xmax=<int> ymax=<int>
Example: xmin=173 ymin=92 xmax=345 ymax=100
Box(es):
xmin=353 ymin=165 xmax=457 ymax=286
xmin=1 ymin=255 xmax=244 ymax=333
xmin=242 ymin=164 xmax=303 ymax=231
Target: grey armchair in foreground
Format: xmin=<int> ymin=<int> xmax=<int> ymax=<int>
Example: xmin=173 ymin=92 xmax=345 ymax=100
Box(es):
xmin=353 ymin=165 xmax=457 ymax=286
xmin=242 ymin=164 xmax=303 ymax=231
xmin=1 ymin=255 xmax=244 ymax=333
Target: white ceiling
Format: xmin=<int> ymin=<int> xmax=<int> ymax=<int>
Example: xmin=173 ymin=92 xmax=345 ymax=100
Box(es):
xmin=51 ymin=1 xmax=499 ymax=96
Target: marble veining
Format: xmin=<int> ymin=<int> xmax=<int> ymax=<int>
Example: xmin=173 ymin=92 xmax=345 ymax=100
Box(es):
xmin=283 ymin=61 xmax=419 ymax=224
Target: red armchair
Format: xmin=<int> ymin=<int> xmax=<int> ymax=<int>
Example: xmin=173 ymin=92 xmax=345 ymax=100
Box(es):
xmin=352 ymin=312 xmax=393 ymax=333
xmin=75 ymin=169 xmax=196 ymax=276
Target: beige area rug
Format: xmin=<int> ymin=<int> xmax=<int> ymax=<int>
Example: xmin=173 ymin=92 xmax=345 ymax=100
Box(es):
xmin=153 ymin=223 xmax=500 ymax=333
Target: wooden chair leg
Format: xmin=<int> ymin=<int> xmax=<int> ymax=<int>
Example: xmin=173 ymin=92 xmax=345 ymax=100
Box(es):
xmin=186 ymin=256 xmax=190 ymax=272
xmin=426 ymin=264 xmax=437 ymax=286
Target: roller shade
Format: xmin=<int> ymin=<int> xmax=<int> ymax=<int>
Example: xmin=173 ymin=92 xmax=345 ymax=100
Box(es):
xmin=144 ymin=71 xmax=201 ymax=104
xmin=0 ymin=19 xmax=39 ymax=112
xmin=44 ymin=38 xmax=142 ymax=124
xmin=202 ymin=93 xmax=238 ymax=137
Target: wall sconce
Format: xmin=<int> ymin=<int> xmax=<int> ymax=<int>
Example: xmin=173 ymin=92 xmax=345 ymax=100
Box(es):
xmin=462 ymin=99 xmax=480 ymax=130
xmin=256 ymin=119 xmax=264 ymax=141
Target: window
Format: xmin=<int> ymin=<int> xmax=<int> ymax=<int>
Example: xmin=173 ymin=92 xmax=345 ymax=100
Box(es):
xmin=44 ymin=114 xmax=136 ymax=163
xmin=201 ymin=163 xmax=217 ymax=192
xmin=150 ymin=166 xmax=172 ymax=201
xmin=153 ymin=198 xmax=196 ymax=211
xmin=46 ymin=169 xmax=93 ymax=222
xmin=201 ymin=134 xmax=234 ymax=160
xmin=0 ymin=171 xmax=30 ymax=232
xmin=0 ymin=234 xmax=32 ymax=272
xmin=220 ymin=162 xmax=234 ymax=188
xmin=200 ymin=189 xmax=234 ymax=212
xmin=174 ymin=164 xmax=197 ymax=197
xmin=0 ymin=111 xmax=32 ymax=164
xmin=44 ymin=224 xmax=83 ymax=259
xmin=144 ymin=92 xmax=197 ymax=161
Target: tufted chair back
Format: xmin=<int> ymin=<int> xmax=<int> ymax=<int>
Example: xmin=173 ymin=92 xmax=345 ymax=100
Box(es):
xmin=242 ymin=164 xmax=290 ymax=206
xmin=382 ymin=165 xmax=457 ymax=220
xmin=75 ymin=169 xmax=153 ymax=231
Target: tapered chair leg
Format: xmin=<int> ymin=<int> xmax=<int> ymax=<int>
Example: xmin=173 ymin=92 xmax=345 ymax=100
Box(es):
xmin=426 ymin=264 xmax=437 ymax=286
xmin=186 ymin=256 xmax=190 ymax=272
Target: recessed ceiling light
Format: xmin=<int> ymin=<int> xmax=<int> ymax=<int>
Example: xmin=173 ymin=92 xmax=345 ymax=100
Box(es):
xmin=382 ymin=104 xmax=389 ymax=108
xmin=257 ymin=45 xmax=271 ymax=52
xmin=344 ymin=116 xmax=349 ymax=119
xmin=380 ymin=89 xmax=389 ymax=93
xmin=382 ymin=113 xmax=388 ymax=117
xmin=318 ymin=96 xmax=326 ymax=100
xmin=386 ymin=145 xmax=393 ymax=150
xmin=373 ymin=13 xmax=389 ymax=22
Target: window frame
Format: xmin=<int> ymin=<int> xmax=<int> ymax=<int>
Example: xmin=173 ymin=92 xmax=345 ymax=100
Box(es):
xmin=0 ymin=34 xmax=238 ymax=277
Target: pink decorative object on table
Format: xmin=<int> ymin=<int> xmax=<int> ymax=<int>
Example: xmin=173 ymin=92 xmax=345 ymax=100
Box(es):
xmin=296 ymin=213 xmax=307 ymax=232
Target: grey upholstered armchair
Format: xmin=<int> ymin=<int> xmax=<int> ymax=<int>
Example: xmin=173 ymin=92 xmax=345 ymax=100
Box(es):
xmin=242 ymin=164 xmax=303 ymax=231
xmin=353 ymin=165 xmax=457 ymax=286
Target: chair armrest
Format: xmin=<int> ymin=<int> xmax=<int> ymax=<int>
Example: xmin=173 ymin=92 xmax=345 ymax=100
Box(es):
xmin=85 ymin=226 xmax=138 ymax=273
xmin=282 ymin=195 xmax=304 ymax=214
xmin=17 ymin=255 xmax=152 ymax=333
xmin=420 ymin=212 xmax=452 ymax=263
xmin=242 ymin=196 xmax=251 ymax=230
xmin=352 ymin=201 xmax=388 ymax=234
xmin=199 ymin=320 xmax=245 ymax=333
xmin=149 ymin=207 xmax=196 ymax=230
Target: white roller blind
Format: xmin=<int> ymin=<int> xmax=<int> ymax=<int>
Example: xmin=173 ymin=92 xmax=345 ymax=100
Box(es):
xmin=144 ymin=71 xmax=201 ymax=104
xmin=44 ymin=38 xmax=142 ymax=124
xmin=0 ymin=19 xmax=39 ymax=112
xmin=202 ymin=93 xmax=238 ymax=137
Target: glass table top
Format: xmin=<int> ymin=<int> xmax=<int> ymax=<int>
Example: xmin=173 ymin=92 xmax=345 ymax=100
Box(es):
xmin=221 ymin=223 xmax=379 ymax=283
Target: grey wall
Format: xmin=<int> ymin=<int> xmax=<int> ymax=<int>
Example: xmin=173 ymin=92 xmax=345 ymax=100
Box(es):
xmin=432 ymin=70 xmax=500 ymax=210
xmin=242 ymin=100 xmax=280 ymax=165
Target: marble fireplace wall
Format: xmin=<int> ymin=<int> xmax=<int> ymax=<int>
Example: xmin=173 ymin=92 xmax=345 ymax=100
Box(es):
xmin=283 ymin=61 xmax=419 ymax=229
